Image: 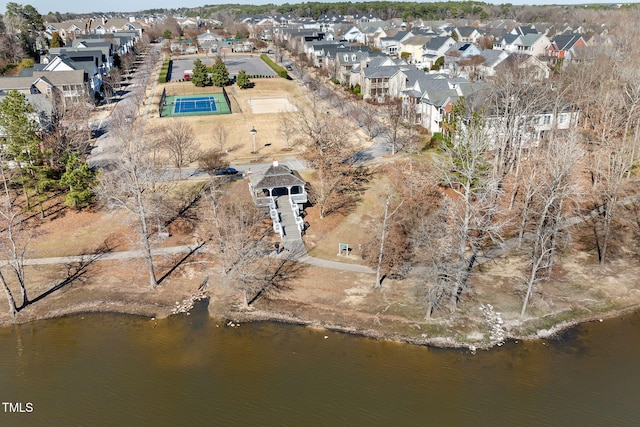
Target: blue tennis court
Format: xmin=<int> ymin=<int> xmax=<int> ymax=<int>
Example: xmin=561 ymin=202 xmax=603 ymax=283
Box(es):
xmin=159 ymin=93 xmax=231 ymax=117
xmin=173 ymin=96 xmax=217 ymax=113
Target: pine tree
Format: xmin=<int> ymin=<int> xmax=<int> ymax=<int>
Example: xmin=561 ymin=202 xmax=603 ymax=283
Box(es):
xmin=191 ymin=59 xmax=210 ymax=87
xmin=60 ymin=152 xmax=96 ymax=209
xmin=211 ymin=57 xmax=229 ymax=87
xmin=0 ymin=90 xmax=44 ymax=212
xmin=236 ymin=69 xmax=251 ymax=89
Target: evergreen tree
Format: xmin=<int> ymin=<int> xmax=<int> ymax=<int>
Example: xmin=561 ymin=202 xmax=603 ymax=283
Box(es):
xmin=60 ymin=152 xmax=96 ymax=209
xmin=190 ymin=58 xmax=210 ymax=87
xmin=211 ymin=57 xmax=229 ymax=87
xmin=236 ymin=69 xmax=251 ymax=89
xmin=0 ymin=89 xmax=46 ymax=213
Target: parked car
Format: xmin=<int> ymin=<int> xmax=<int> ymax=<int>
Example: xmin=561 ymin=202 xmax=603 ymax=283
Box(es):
xmin=215 ymin=167 xmax=239 ymax=176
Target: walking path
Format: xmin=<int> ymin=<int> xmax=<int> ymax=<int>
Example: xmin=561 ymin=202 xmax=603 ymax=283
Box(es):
xmin=18 ymin=241 xmax=374 ymax=274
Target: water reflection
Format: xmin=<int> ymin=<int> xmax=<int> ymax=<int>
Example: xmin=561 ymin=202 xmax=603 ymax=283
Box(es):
xmin=1 ymin=305 xmax=639 ymax=426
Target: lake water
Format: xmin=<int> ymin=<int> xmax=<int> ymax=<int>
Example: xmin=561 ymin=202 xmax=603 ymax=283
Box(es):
xmin=1 ymin=301 xmax=639 ymax=426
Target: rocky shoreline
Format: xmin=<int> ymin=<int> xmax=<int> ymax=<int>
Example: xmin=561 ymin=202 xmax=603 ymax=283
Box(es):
xmin=3 ymin=292 xmax=637 ymax=352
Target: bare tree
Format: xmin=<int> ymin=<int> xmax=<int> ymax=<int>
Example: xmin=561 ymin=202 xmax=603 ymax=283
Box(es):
xmin=485 ymin=67 xmax=550 ymax=204
xmin=383 ymin=98 xmax=405 ymax=155
xmin=211 ymin=123 xmax=228 ymax=153
xmin=198 ymin=149 xmax=229 ymax=174
xmin=578 ymin=59 xmax=640 ymax=264
xmin=157 ymin=119 xmax=198 ymax=171
xmin=41 ymin=91 xmax=95 ymax=171
xmin=95 ymin=110 xmax=170 ymax=289
xmin=202 ymin=182 xmax=273 ymax=308
xmin=102 ymin=68 xmax=122 ymax=104
xmin=297 ymin=99 xmax=360 ymax=218
xmin=434 ymin=101 xmax=504 ymax=311
xmin=372 ymin=187 xmax=404 ymax=288
xmin=278 ymin=112 xmax=297 ymax=150
xmin=356 ymin=101 xmax=383 ymax=139
xmin=520 ymin=130 xmax=583 ymax=318
xmin=0 ymin=166 xmax=29 ymax=316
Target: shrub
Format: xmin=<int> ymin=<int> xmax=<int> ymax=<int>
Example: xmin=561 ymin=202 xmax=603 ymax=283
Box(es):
xmin=260 ymin=54 xmax=288 ymax=79
xmin=158 ymin=58 xmax=171 ymax=83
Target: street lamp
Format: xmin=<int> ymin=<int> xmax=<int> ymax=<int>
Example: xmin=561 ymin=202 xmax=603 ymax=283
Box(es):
xmin=250 ymin=126 xmax=257 ymax=154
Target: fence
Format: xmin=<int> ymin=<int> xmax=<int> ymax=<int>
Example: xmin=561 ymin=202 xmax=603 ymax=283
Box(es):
xmin=222 ymin=86 xmax=232 ymax=113
xmin=159 ymin=87 xmax=167 ymax=117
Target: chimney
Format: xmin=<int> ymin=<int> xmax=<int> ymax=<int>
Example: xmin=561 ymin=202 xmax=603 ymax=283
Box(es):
xmin=273 ymin=158 xmax=279 ymax=167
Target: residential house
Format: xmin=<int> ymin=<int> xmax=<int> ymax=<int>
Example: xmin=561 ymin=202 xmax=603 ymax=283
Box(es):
xmin=322 ymin=46 xmax=378 ymax=83
xmin=454 ymin=26 xmax=482 ymax=43
xmin=361 ymin=65 xmax=408 ymax=101
xmin=494 ymin=33 xmax=550 ymax=57
xmin=78 ymin=32 xmax=137 ymax=55
xmin=493 ymin=33 xmax=520 ymax=52
xmin=399 ymin=34 xmax=430 ymax=65
xmin=511 ymin=25 xmax=538 ymax=36
xmin=476 ymin=49 xmax=509 ymax=78
xmin=177 ymin=17 xmax=200 ymax=29
xmin=94 ymin=18 xmax=144 ymax=38
xmin=401 ymin=74 xmax=481 ymax=134
xmin=351 ymin=13 xmax=381 ymax=26
xmin=546 ymin=33 xmax=586 ymax=64
xmin=518 ymin=33 xmax=551 ymax=57
xmin=0 ymin=68 xmax=87 ymax=106
xmin=362 ymin=25 xmax=388 ymax=48
xmin=349 ymin=56 xmax=398 ymax=88
xmin=71 ymin=39 xmax=115 ymax=71
xmin=343 ymin=26 xmax=366 ymax=44
xmin=39 ymin=52 xmax=104 ymax=95
xmin=485 ymin=106 xmax=580 ymax=149
xmin=421 ymin=35 xmax=456 ymax=69
xmin=377 ymin=30 xmax=413 ymax=56
xmin=317 ymin=14 xmax=348 ymax=33
xmin=444 ymin=42 xmax=482 ymax=74
xmin=495 ymin=53 xmax=550 ymax=80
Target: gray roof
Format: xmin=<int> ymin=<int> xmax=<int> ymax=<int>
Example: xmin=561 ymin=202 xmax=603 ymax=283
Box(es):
xmin=254 ymin=163 xmax=305 ymax=190
xmin=551 ymin=33 xmax=584 ymax=50
xmin=456 ymin=26 xmax=478 ymax=37
xmin=423 ymin=36 xmax=452 ymax=51
xmin=480 ymin=49 xmax=507 ymax=67
xmin=363 ymin=65 xmax=402 ymax=79
xmin=519 ymin=33 xmax=545 ymax=47
xmin=499 ymin=34 xmax=519 ymax=45
xmin=513 ymin=25 xmax=538 ymax=36
xmin=0 ymin=76 xmax=37 ymax=92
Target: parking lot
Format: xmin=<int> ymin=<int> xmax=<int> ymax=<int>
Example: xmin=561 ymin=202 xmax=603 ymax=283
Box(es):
xmin=169 ymin=54 xmax=277 ymax=82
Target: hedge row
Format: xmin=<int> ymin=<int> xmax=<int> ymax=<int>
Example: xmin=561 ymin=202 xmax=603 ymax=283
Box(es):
xmin=158 ymin=58 xmax=172 ymax=83
xmin=260 ymin=54 xmax=288 ymax=79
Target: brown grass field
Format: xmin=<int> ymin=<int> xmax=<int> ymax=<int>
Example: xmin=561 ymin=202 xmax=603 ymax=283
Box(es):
xmin=145 ymin=75 xmax=353 ymax=164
